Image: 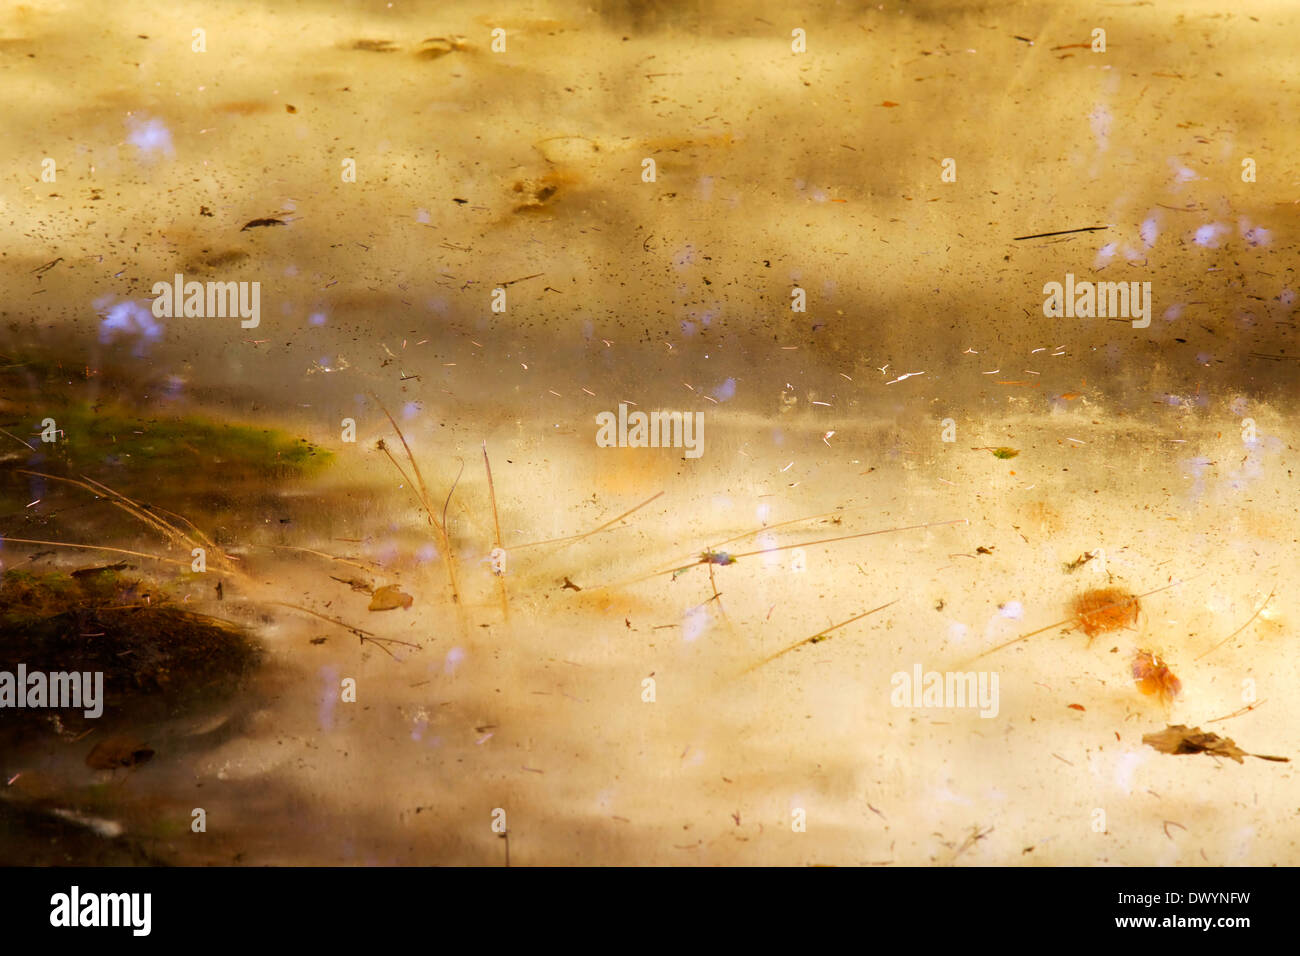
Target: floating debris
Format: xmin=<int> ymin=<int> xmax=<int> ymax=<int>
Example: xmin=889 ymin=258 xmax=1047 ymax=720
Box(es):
xmin=1063 ymin=551 xmax=1099 ymax=573
xmin=331 ymin=575 xmax=374 ymax=593
xmin=1143 ymin=725 xmax=1288 ymax=764
xmin=1012 ymin=225 xmax=1110 ymax=241
xmin=741 ymin=600 xmax=899 ymax=675
xmin=416 ymin=36 xmax=472 ymax=60
xmin=700 ymin=550 xmax=737 ymax=566
xmin=967 ymin=577 xmax=1197 ymax=663
xmin=1069 ymin=586 xmax=1140 ymax=640
xmin=368 ymin=585 xmax=413 ymax=611
xmin=70 ymin=562 xmax=130 ymax=579
xmin=350 ymin=39 xmax=398 ymax=53
xmin=511 ymin=172 xmax=573 ymax=213
xmin=240 ymin=217 xmax=287 ymax=231
xmin=1132 ymin=650 xmax=1181 ymax=705
xmin=1196 ymin=586 xmax=1276 ymax=661
xmin=86 ymin=736 xmax=155 ymax=771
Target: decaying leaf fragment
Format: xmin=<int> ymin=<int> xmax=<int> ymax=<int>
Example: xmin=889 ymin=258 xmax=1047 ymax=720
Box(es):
xmin=1142 ymin=725 xmax=1288 ymax=764
xmin=1132 ymin=650 xmax=1181 ymax=705
xmin=368 ymin=584 xmax=413 ymax=611
xmin=1070 ymin=586 xmax=1140 ymax=639
xmin=331 ymin=575 xmax=374 ymax=593
xmin=240 ymin=217 xmax=287 ymax=231
xmin=86 ymin=736 xmax=155 ymax=770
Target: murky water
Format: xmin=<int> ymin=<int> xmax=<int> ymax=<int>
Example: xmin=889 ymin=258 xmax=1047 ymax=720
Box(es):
xmin=2 ymin=0 xmax=1298 ymax=865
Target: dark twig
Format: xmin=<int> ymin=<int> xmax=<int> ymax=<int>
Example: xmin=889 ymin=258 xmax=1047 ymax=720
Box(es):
xmin=1013 ymin=225 xmax=1110 ymax=241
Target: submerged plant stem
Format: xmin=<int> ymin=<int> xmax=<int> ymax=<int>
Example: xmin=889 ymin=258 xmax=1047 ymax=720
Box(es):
xmin=374 ymin=399 xmax=463 ymax=606
xmin=482 ymin=441 xmax=508 ymax=620
xmin=741 ymin=600 xmax=899 ymax=676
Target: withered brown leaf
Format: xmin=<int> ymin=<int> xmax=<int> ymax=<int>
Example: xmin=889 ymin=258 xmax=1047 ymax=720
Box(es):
xmin=86 ymin=736 xmax=155 ymax=770
xmin=1142 ymin=724 xmax=1288 ymax=764
xmin=368 ymin=584 xmax=413 ymax=611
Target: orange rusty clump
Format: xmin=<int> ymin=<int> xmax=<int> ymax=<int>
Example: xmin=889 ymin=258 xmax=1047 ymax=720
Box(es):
xmin=1070 ymin=586 xmax=1141 ymax=640
xmin=1132 ymin=650 xmax=1182 ymax=705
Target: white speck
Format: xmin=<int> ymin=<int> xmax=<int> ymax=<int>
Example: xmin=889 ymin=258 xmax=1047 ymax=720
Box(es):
xmin=885 ymin=371 xmax=925 ymax=385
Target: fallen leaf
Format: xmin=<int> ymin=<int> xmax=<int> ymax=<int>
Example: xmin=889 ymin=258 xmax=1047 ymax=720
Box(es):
xmin=86 ymin=736 xmax=155 ymax=770
xmin=991 ymin=447 xmax=1019 ymax=459
xmin=1067 ymin=703 xmax=1085 ymax=711
xmin=368 ymin=584 xmax=413 ymax=611
xmin=880 ymin=101 xmax=900 ymax=107
xmin=1142 ymin=725 xmax=1288 ymax=764
xmin=240 ymin=217 xmax=286 ymax=231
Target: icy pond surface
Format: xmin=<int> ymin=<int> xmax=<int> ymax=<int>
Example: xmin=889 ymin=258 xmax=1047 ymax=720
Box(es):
xmin=1 ymin=0 xmax=1298 ymax=864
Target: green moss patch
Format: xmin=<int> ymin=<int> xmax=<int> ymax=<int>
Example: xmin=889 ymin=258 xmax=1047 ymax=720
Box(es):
xmin=6 ymin=402 xmax=332 ymax=482
xmin=0 ymin=355 xmax=333 ymax=487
